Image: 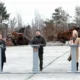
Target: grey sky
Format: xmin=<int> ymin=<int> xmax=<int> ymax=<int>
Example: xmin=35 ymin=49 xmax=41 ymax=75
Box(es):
xmin=1 ymin=0 xmax=80 ymax=25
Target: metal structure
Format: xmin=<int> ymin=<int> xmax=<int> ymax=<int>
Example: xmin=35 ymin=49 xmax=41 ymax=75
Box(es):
xmin=70 ymin=44 xmax=78 ymax=72
xmin=31 ymin=45 xmax=40 ymax=73
xmin=0 ymin=45 xmax=2 ymax=72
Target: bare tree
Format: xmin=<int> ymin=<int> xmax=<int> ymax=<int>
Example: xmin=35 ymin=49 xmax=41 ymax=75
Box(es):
xmin=16 ymin=13 xmax=23 ymax=30
xmin=24 ymin=25 xmax=32 ymax=39
xmin=75 ymin=6 xmax=80 ymax=27
xmin=34 ymin=10 xmax=45 ymax=30
xmin=9 ymin=17 xmax=17 ymax=32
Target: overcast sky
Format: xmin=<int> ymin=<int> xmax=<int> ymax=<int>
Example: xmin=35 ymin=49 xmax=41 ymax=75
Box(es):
xmin=1 ymin=0 xmax=80 ymax=25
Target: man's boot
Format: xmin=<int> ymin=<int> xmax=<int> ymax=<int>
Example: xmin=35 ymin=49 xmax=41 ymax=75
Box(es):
xmin=40 ymin=62 xmax=43 ymax=71
xmin=67 ymin=55 xmax=71 ymax=61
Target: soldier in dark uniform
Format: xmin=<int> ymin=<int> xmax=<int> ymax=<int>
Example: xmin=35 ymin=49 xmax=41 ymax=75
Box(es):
xmin=0 ymin=34 xmax=6 ymax=71
xmin=31 ymin=30 xmax=46 ymax=71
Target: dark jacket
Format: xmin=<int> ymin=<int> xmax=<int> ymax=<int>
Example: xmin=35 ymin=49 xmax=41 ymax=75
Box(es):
xmin=31 ymin=36 xmax=46 ymax=54
xmin=0 ymin=39 xmax=6 ymax=63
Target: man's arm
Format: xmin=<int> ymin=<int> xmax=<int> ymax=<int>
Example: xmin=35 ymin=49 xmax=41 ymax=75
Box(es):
xmin=2 ymin=40 xmax=6 ymax=51
xmin=30 ymin=37 xmax=35 ymax=45
xmin=42 ymin=37 xmax=46 ymax=47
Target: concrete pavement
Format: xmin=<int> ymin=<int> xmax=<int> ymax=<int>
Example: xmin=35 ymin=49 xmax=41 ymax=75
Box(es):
xmin=0 ymin=46 xmax=80 ymax=80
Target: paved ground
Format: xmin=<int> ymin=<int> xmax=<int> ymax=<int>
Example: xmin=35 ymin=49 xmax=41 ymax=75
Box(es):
xmin=0 ymin=45 xmax=80 ymax=80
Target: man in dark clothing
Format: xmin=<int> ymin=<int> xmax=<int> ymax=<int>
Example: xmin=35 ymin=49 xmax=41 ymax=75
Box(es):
xmin=0 ymin=34 xmax=6 ymax=71
xmin=31 ymin=30 xmax=46 ymax=71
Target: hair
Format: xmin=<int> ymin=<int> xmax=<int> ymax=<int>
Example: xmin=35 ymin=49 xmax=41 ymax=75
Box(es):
xmin=36 ymin=29 xmax=41 ymax=33
xmin=72 ymin=30 xmax=78 ymax=37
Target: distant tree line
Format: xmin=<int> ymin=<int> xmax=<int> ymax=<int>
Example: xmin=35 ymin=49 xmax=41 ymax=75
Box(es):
xmin=1 ymin=2 xmax=80 ymax=45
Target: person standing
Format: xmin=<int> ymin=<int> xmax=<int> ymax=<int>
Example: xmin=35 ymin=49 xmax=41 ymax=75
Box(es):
xmin=0 ymin=34 xmax=6 ymax=71
xmin=31 ymin=30 xmax=46 ymax=71
xmin=67 ymin=30 xmax=80 ymax=71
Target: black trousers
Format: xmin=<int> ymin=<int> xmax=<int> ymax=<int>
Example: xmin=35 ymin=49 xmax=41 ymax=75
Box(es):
xmin=38 ymin=52 xmax=43 ymax=69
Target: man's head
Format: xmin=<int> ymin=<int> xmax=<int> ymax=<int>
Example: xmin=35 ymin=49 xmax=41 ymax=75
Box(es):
xmin=0 ymin=34 xmax=2 ymax=40
xmin=36 ymin=30 xmax=41 ymax=36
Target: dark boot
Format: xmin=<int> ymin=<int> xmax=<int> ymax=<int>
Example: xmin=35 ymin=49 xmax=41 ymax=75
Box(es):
xmin=40 ymin=68 xmax=43 ymax=71
xmin=67 ymin=55 xmax=71 ymax=61
xmin=76 ymin=62 xmax=79 ymax=71
xmin=40 ymin=62 xmax=43 ymax=71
